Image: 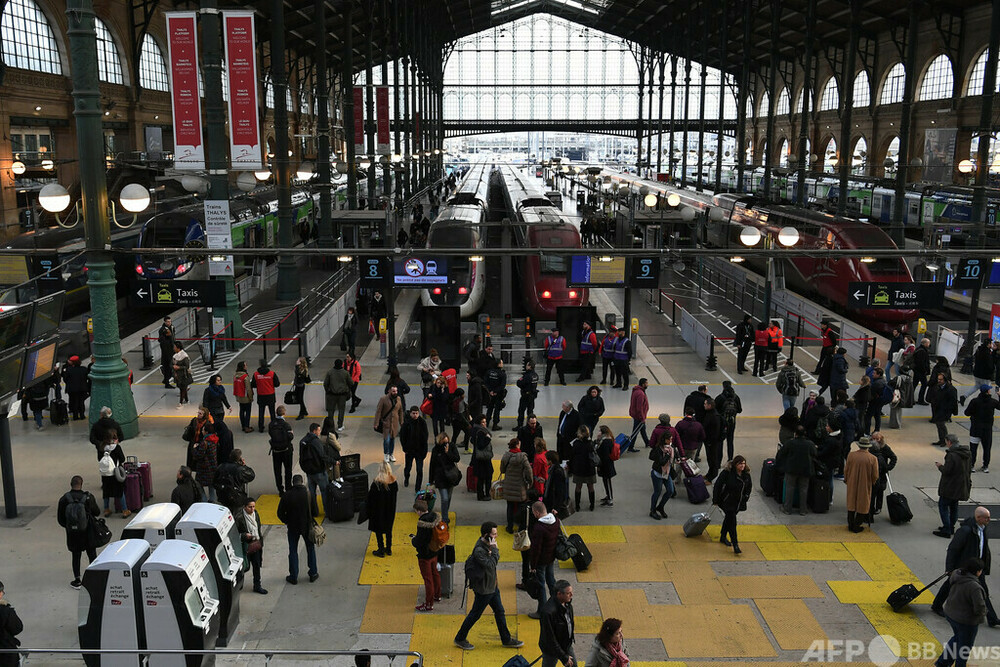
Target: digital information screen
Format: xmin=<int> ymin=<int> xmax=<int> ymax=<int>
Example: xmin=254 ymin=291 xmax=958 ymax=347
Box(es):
xmin=0 ymin=349 xmax=23 ymax=399
xmin=0 ymin=304 xmax=32 ymax=354
xmin=22 ymin=338 xmax=57 ymax=386
xmin=393 ymin=257 xmax=449 ymax=285
xmin=567 ymin=255 xmax=626 ymax=287
xmin=29 ymin=291 xmax=64 ymax=341
xmin=986 ymin=262 xmax=1000 ymax=287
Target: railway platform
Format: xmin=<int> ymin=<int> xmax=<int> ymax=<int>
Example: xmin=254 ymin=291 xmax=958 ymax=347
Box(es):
xmin=2 ymin=268 xmax=1000 ymax=665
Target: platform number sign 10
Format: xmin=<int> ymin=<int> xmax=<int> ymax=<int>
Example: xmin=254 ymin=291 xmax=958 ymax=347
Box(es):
xmin=955 ymin=257 xmax=986 ymax=289
xmin=628 ymin=257 xmax=660 ymax=287
xmin=360 ymin=257 xmax=390 ymax=286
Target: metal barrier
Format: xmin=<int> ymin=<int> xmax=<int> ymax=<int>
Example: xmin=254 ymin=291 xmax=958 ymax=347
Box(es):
xmin=0 ymin=647 xmax=423 ymax=664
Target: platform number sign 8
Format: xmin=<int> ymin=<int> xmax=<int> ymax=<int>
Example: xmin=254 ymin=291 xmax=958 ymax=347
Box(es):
xmin=360 ymin=257 xmax=389 ymax=286
xmin=628 ymin=257 xmax=660 ymax=287
xmin=955 ymin=257 xmax=986 ymax=289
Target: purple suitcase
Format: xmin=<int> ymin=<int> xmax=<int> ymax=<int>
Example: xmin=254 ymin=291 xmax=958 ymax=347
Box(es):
xmin=138 ymin=462 xmax=153 ymax=500
xmin=125 ymin=472 xmax=143 ymax=511
xmin=684 ymin=474 xmax=710 ymax=504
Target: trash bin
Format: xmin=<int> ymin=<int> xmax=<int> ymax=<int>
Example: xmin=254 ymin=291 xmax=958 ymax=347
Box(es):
xmin=197 ymin=334 xmax=214 ymax=364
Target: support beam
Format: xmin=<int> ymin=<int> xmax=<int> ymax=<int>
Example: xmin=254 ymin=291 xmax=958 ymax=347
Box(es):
xmin=836 ymin=0 xmax=859 ymax=215
xmin=890 ymin=0 xmax=921 ymax=246
xmin=762 ymin=0 xmax=782 ymax=201
xmin=272 ymin=0 xmax=300 ymax=301
xmin=315 ymin=0 xmax=334 ymax=247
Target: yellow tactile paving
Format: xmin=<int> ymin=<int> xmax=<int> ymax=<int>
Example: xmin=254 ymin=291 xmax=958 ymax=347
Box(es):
xmin=360 ymin=585 xmax=419 ymax=633
xmin=409 ymin=613 xmax=465 ymax=665
xmin=567 ymin=544 xmax=674 ymax=582
xmin=653 ymin=603 xmax=777 ymax=658
xmin=703 ymin=524 xmax=796 ymax=542
xmin=666 ymin=562 xmax=730 ymax=605
xmin=856 ymin=603 xmax=942 ymax=658
xmin=757 ymin=541 xmax=854 ymax=561
xmin=828 ymin=580 xmax=935 ymax=605
xmin=357 ymin=512 xmax=456 ymax=585
xmin=666 ymin=536 xmax=765 ymax=561
xmin=566 ymin=524 xmax=627 ymax=543
xmin=622 ymin=524 xmax=684 ymax=543
xmin=718 ymin=575 xmax=824 ymax=599
xmin=755 ymin=598 xmax=827 ymax=650
xmin=454 ymin=525 xmax=523 ymax=563
xmin=467 ymin=569 xmax=517 ymax=614
xmin=789 ymin=525 xmax=882 ymax=542
xmin=845 ymin=542 xmax=920 ymax=581
xmin=629 ymin=663 xmax=687 ymax=667
xmin=596 ymin=589 xmax=661 ymax=638
xmin=256 ymin=493 xmax=290 ymax=525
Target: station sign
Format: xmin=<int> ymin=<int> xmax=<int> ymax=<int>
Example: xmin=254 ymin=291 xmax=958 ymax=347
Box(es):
xmin=358 ymin=257 xmax=391 ymax=286
xmin=628 ymin=257 xmax=660 ymax=287
xmin=954 ymin=257 xmax=987 ymax=289
xmin=392 ymin=258 xmax=448 ymax=286
xmin=847 ymin=281 xmax=945 ymax=310
xmin=130 ymin=280 xmax=228 ymax=307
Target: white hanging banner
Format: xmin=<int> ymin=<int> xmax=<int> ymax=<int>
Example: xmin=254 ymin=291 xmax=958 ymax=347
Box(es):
xmin=204 ymin=200 xmax=234 ymax=276
xmin=222 ymin=11 xmax=263 ymax=169
xmin=165 ymin=12 xmax=205 ymax=170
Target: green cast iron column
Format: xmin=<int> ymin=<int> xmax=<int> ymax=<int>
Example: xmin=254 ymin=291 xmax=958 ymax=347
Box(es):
xmin=67 ymin=0 xmax=139 ymax=437
xmin=271 ymin=0 xmax=300 ymax=301
xmin=202 ymin=0 xmax=244 ymax=342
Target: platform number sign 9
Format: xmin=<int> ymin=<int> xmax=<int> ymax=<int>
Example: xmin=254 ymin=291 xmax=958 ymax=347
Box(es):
xmin=955 ymin=257 xmax=986 ymax=289
xmin=628 ymin=257 xmax=660 ymax=287
xmin=360 ymin=257 xmax=390 ymax=286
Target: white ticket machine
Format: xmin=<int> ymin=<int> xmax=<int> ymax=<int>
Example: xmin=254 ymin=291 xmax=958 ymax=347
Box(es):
xmin=174 ymin=503 xmax=243 ymax=647
xmin=140 ymin=540 xmax=219 ymax=667
xmin=78 ymin=539 xmax=150 ymax=667
xmin=121 ymin=503 xmax=181 ymax=550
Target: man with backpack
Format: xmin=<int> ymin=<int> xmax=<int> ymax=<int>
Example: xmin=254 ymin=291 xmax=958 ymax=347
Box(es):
xmin=776 ymin=359 xmax=806 ymax=411
xmin=57 ymin=475 xmax=101 ymax=589
xmin=299 ymin=423 xmax=332 ymax=521
xmin=454 ymin=521 xmax=524 ymax=651
xmin=268 ymin=406 xmax=295 ymax=496
xmin=715 ymin=380 xmax=742 ymax=461
xmin=214 ymin=449 xmax=255 ymax=514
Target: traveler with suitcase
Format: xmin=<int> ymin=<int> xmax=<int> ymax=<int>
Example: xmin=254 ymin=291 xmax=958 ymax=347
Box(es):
xmin=868 ymin=432 xmax=898 ymax=516
xmin=774 ymin=426 xmax=816 ymax=516
xmin=648 ymin=430 xmax=674 ymax=520
xmin=527 ymin=500 xmax=560 ymax=620
xmin=712 ymin=455 xmax=752 ymax=555
xmin=933 ymin=557 xmax=990 ymax=667
xmin=366 ymin=462 xmax=399 ymax=557
xmin=429 ymin=433 xmax=462 ymax=523
xmin=412 ymin=504 xmax=442 ymax=611
xmin=844 ymin=437 xmax=879 ymax=533
xmin=96 ymin=437 xmax=129 ymax=518
xmin=89 ymin=406 xmax=124 ymax=447
xmin=454 ymin=522 xmax=524 ymax=651
xmin=931 ymin=507 xmax=998 ymax=626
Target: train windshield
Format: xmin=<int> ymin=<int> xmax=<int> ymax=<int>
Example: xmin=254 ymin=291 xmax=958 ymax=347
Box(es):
xmin=540 ymin=254 xmax=567 ymax=274
xmin=145 ymin=213 xmax=197 ymax=247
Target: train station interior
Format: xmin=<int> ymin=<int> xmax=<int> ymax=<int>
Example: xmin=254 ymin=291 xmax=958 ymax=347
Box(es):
xmin=5 ymin=0 xmax=1000 ymax=664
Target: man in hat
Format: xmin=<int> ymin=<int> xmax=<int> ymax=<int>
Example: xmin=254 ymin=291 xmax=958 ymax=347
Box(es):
xmin=62 ymin=355 xmax=90 ymax=421
xmin=576 ymin=322 xmax=599 ymax=382
xmin=844 ymin=436 xmax=879 ymax=532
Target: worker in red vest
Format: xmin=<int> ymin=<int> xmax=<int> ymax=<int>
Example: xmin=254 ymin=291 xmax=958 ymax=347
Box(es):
xmin=752 ymin=322 xmax=770 ymax=377
xmin=767 ymin=320 xmax=784 ymax=373
xmin=544 ymin=327 xmax=566 ymax=386
xmin=251 ymin=358 xmax=280 ymax=433
xmin=576 ymin=322 xmax=599 ymax=382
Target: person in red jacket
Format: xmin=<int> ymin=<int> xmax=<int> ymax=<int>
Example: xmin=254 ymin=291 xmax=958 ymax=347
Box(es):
xmin=345 ymin=352 xmax=363 ymax=413
xmin=627 ymin=378 xmax=650 ymax=454
xmin=752 ymin=322 xmax=770 ymax=377
xmin=251 ymin=359 xmax=280 ymax=433
xmin=527 ymin=500 xmax=560 ymax=620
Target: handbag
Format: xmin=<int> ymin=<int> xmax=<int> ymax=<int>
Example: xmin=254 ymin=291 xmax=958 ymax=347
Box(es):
xmin=92 ymin=518 xmax=112 ymax=547
xmin=246 ymin=538 xmax=262 ymax=555
xmin=588 ymin=443 xmax=600 ymax=468
xmin=680 ymin=458 xmax=701 ymax=478
xmin=420 ymin=397 xmax=433 ymax=416
xmin=444 ymin=464 xmax=462 ymax=488
xmin=513 ymin=506 xmax=531 ymax=552
xmin=368 ymin=319 xmax=376 ymax=335
xmin=308 ymin=519 xmax=326 ymax=546
xmin=491 ymin=478 xmax=505 ymax=501
xmin=522 ymin=575 xmax=543 ymax=600
xmin=284 ymin=390 xmax=299 ymax=405
xmin=554 ymin=532 xmax=578 ymax=561
xmin=114 ymin=464 xmax=127 ymax=483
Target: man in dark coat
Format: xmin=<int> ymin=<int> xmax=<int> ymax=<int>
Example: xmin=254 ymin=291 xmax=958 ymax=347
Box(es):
xmin=684 ymin=385 xmax=709 ymax=424
xmin=515 ymin=360 xmax=539 ymax=430
xmin=715 ymin=381 xmax=743 ymax=462
xmin=701 ymin=398 xmax=723 ymax=483
xmin=454 ymin=522 xmax=524 ymax=651
xmin=830 ymin=348 xmax=850 ymax=396
xmin=930 ymin=373 xmax=959 ymax=448
xmin=57 ymin=475 xmax=101 ymax=589
xmin=484 ymin=360 xmax=507 ymax=430
xmin=62 ymin=355 xmax=90 ymax=420
xmin=0 ymin=580 xmax=23 ymax=667
xmin=466 ymin=371 xmax=486 ymax=422
xmin=962 ymin=340 xmax=996 ymax=406
xmin=517 ymin=415 xmax=544 ymax=464
xmin=527 ymin=501 xmax=560 ymax=620
xmin=965 ymin=385 xmax=1000 ymax=473
xmin=538 ymin=580 xmax=576 ymax=667
xmin=276 ymin=475 xmax=318 ymax=584
xmin=158 ymin=316 xmax=175 ymax=388
xmin=775 ymin=426 xmax=817 ymax=516
xmin=555 ymin=401 xmax=581 ymax=464
xmin=170 ymin=466 xmax=204 ymax=514
xmin=932 ymin=506 xmax=999 ymax=626
xmin=733 ymin=314 xmax=754 ymax=374
xmin=934 ymin=434 xmax=973 ymax=538
xmin=399 ymin=405 xmax=429 ymax=488
xmin=914 ymin=338 xmax=933 ymax=404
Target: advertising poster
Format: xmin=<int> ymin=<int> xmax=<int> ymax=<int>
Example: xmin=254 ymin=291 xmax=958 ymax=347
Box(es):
xmin=353 ymin=88 xmax=365 ymax=153
xmin=165 ymin=12 xmax=204 ymax=169
xmin=923 ymin=128 xmax=958 ymax=183
xmin=376 ymin=86 xmax=390 ymax=155
xmin=222 ymin=11 xmax=262 ymax=169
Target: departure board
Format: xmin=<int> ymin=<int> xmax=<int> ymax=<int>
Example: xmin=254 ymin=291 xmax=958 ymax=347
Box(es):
xmin=567 ymin=255 xmax=626 ymax=287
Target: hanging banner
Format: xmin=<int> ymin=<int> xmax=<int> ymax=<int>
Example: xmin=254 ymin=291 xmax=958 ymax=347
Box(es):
xmin=923 ymin=127 xmax=958 ymax=184
xmin=376 ymin=86 xmax=390 ymax=155
xmin=414 ymin=111 xmax=420 ymax=148
xmin=353 ymin=88 xmax=365 ymax=154
xmin=165 ymin=12 xmax=204 ymax=170
xmin=204 ymin=200 xmax=234 ymax=277
xmin=222 ymin=11 xmax=262 ymax=170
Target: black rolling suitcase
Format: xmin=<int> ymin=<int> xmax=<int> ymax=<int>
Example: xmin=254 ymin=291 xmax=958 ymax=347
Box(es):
xmin=807 ymin=477 xmax=831 ymax=513
xmin=50 ymin=399 xmax=68 ymax=426
xmin=326 ymin=480 xmax=354 ymax=522
xmin=343 ymin=469 xmax=369 ymax=513
xmin=761 ymin=457 xmax=779 ymax=497
xmin=887 ymin=571 xmax=949 ymax=612
xmin=886 ymin=476 xmax=912 ymax=524
xmin=560 ymin=525 xmax=592 ymax=571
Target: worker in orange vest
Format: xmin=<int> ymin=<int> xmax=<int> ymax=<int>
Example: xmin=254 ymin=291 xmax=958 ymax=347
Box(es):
xmin=767 ymin=320 xmax=783 ymax=373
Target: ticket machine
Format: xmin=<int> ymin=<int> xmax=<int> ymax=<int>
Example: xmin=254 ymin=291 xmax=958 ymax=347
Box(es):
xmin=174 ymin=503 xmax=243 ymax=647
xmin=121 ymin=503 xmax=181 ymax=551
xmin=78 ymin=539 xmax=150 ymax=667
xmin=140 ymin=540 xmax=219 ymax=667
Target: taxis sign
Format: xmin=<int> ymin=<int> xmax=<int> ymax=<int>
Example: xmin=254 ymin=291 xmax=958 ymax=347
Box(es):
xmin=847 ymin=281 xmax=945 ymax=310
xmin=130 ymin=280 xmax=228 ymax=307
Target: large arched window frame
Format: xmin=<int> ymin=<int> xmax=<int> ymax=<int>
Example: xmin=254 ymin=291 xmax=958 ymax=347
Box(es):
xmin=775 ymin=88 xmax=790 ymax=116
xmin=918 ymin=54 xmax=954 ymax=101
xmin=819 ymin=77 xmax=839 ymax=111
xmin=853 ymin=70 xmax=871 ymax=107
xmin=0 ymin=0 xmax=62 ymax=74
xmin=139 ymin=35 xmax=169 ymax=92
xmin=966 ymin=49 xmax=1000 ymax=96
xmin=758 ymin=91 xmax=769 ymax=118
xmin=880 ymin=63 xmax=906 ymax=105
xmin=94 ymin=17 xmax=124 ymax=85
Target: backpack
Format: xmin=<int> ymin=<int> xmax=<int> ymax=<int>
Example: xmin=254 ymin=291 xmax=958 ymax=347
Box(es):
xmin=64 ymin=492 xmax=90 ymax=534
xmin=464 ymin=548 xmax=485 ymax=588
xmin=299 ymin=438 xmax=324 ymax=474
xmin=880 ymin=382 xmax=893 ymax=405
xmin=779 ymin=369 xmax=798 ymax=396
xmin=429 ymin=520 xmax=450 ymax=552
xmin=723 ymin=397 xmax=739 ymax=426
xmin=268 ymin=420 xmax=292 ymax=452
xmin=610 ymin=439 xmax=621 ymax=461
xmin=813 ymin=415 xmax=828 ymax=442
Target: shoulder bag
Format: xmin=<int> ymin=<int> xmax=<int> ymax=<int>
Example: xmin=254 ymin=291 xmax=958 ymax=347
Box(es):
xmin=491 ymin=476 xmax=506 ymax=501
xmin=92 ymin=517 xmax=113 ymax=548
xmin=513 ymin=506 xmax=532 ymax=552
xmin=308 ymin=519 xmax=326 ymax=546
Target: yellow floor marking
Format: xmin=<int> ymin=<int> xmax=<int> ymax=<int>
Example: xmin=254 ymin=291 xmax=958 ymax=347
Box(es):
xmin=568 ymin=524 xmax=627 ymax=543
xmin=360 ymin=585 xmax=419 ymax=633
xmin=828 ymin=580 xmax=935 ymax=605
xmin=666 ymin=536 xmax=765 ymax=561
xmin=856 ymin=603 xmax=941 ymax=657
xmin=466 ymin=569 xmax=518 ymax=614
xmin=409 ymin=613 xmax=467 ymax=666
xmin=255 ymin=494 xmax=287 ymax=525
xmin=790 ymin=524 xmax=882 ymax=542
xmin=703 ymin=524 xmax=796 ymax=542
xmin=718 ymin=575 xmax=824 ymax=599
xmin=757 ymin=541 xmax=854 ymax=561
xmin=595 ymin=589 xmax=660 ymax=638
xmin=652 ymin=604 xmax=777 ymax=658
xmin=567 ymin=544 xmax=674 ymax=582
xmin=454 ymin=525 xmax=523 ymax=563
xmin=755 ymin=598 xmax=827 ymax=650
xmin=622 ymin=524 xmax=686 ymax=543
xmin=845 ymin=542 xmax=920 ymax=581
xmin=666 ymin=562 xmax=730 ymax=605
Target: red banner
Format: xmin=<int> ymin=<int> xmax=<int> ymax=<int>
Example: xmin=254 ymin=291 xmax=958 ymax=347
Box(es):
xmin=165 ymin=12 xmax=204 ymax=169
xmin=353 ymin=88 xmax=365 ymax=153
xmin=376 ymin=86 xmax=390 ymax=155
xmin=414 ymin=111 xmax=420 ymax=150
xmin=222 ymin=11 xmax=261 ymax=169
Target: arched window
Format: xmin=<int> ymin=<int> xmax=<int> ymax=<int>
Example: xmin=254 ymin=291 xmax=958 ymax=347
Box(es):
xmin=967 ymin=50 xmax=1000 ymax=96
xmin=880 ymin=63 xmax=906 ymax=105
xmin=853 ymin=70 xmax=871 ymax=107
xmin=778 ymin=138 xmax=790 ymax=167
xmin=758 ymin=92 xmax=769 ymax=118
xmin=94 ymin=18 xmax=124 ymax=84
xmin=139 ymin=36 xmax=168 ymax=91
xmin=775 ymin=88 xmax=790 ymax=115
xmin=0 ymin=0 xmax=62 ymax=74
xmin=265 ymin=78 xmax=274 ymax=108
xmin=745 ymin=95 xmax=754 ymax=120
xmin=823 ymin=137 xmax=838 ymax=172
xmin=852 ymin=136 xmax=868 ymax=175
xmin=794 ymin=88 xmax=804 ymax=114
xmin=819 ymin=78 xmax=839 ymax=111
xmin=918 ymin=54 xmax=954 ymax=100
